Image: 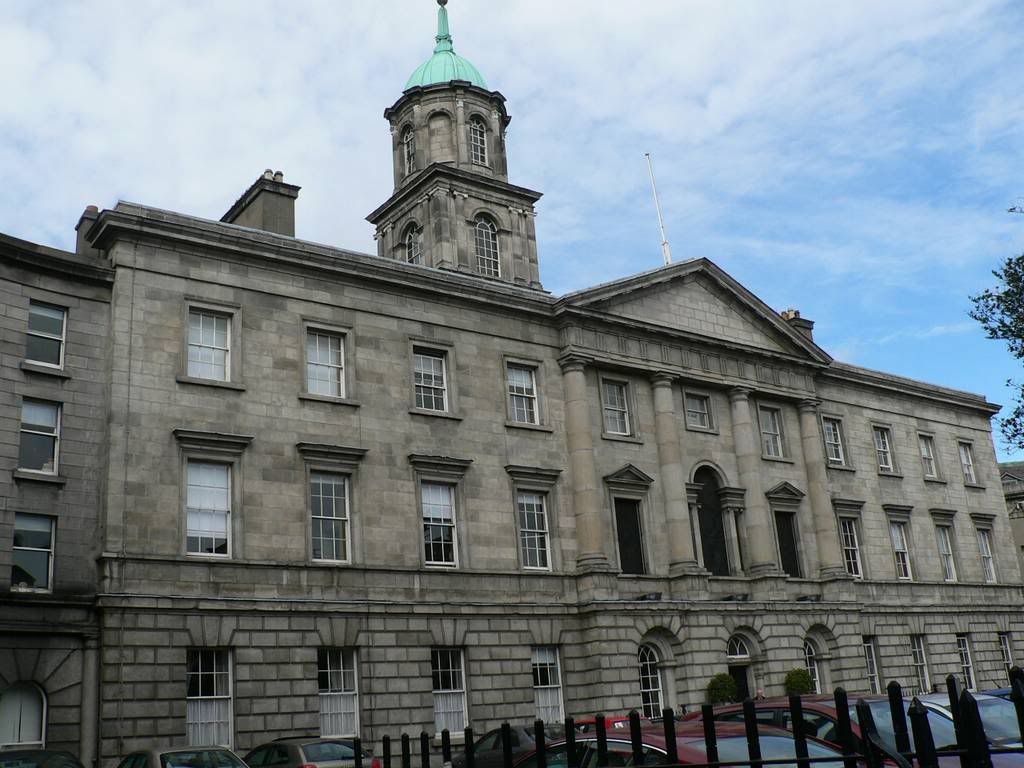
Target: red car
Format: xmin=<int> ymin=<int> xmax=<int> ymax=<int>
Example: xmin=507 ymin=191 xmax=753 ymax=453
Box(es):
xmin=512 ymin=721 xmax=856 ymax=768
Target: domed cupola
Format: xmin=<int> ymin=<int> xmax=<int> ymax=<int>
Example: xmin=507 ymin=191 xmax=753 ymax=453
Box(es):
xmin=405 ymin=0 xmax=488 ymax=91
xmin=367 ymin=0 xmax=545 ymax=291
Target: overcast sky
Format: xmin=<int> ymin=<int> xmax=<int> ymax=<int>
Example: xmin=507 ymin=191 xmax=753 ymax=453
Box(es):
xmin=4 ymin=0 xmax=1024 ymax=458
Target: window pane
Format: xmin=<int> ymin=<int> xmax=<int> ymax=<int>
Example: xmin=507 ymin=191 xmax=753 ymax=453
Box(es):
xmin=22 ymin=401 xmax=58 ymax=432
xmin=25 ymin=336 xmax=62 ymax=366
xmin=28 ymin=303 xmax=65 ymax=336
xmin=19 ymin=433 xmax=57 ymax=472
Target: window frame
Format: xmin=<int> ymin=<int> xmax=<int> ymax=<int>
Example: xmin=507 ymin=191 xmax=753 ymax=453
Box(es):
xmin=430 ymin=648 xmax=467 ymax=735
xmin=637 ymin=644 xmax=664 ymax=720
xmin=757 ymin=404 xmax=787 ymax=460
xmin=531 ymin=646 xmax=564 ymax=723
xmin=956 ymin=634 xmax=975 ymax=691
xmin=837 ymin=516 xmax=863 ymax=579
xmin=309 ymin=471 xmax=352 ymax=565
xmin=599 ymin=376 xmax=637 ymax=440
xmin=683 ymin=390 xmax=716 ymax=433
xmin=180 ymin=299 xmax=242 ymax=388
xmin=25 ymin=301 xmax=67 ymax=370
xmin=473 ymin=216 xmax=501 ymax=278
xmin=469 ymin=116 xmax=489 ymax=166
xmin=402 ymin=125 xmax=416 ymax=176
xmin=410 ymin=343 xmax=456 ymax=417
xmin=909 ymin=635 xmax=931 ymax=695
xmin=872 ymin=424 xmax=899 ymax=475
xmin=918 ymin=433 xmax=941 ymax=481
xmin=0 ymin=682 xmax=47 ymax=749
xmin=976 ymin=525 xmax=997 ymax=584
xmin=803 ymin=640 xmax=822 ymax=694
xmin=419 ymin=481 xmax=460 ymax=568
xmin=405 ymin=224 xmax=424 ymax=265
xmin=506 ymin=361 xmax=541 ymax=426
xmin=11 ymin=513 xmax=56 ymax=593
xmin=887 ymin=517 xmax=913 ymax=581
xmin=516 ymin=489 xmax=552 ymax=572
xmin=304 ymin=324 xmax=349 ymax=401
xmin=18 ymin=399 xmax=61 ymax=476
xmin=184 ymin=460 xmax=233 ymax=559
xmin=821 ymin=415 xmax=848 ymax=467
xmin=935 ymin=523 xmax=958 ymax=582
xmin=318 ymin=647 xmax=359 ymax=738
xmin=999 ymin=633 xmax=1014 ymax=677
xmin=862 ymin=636 xmax=882 ymax=695
xmin=958 ymin=441 xmax=979 ymax=486
xmin=185 ymin=648 xmax=233 ymax=748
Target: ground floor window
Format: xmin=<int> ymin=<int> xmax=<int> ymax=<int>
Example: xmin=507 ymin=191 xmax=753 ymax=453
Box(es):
xmin=956 ymin=634 xmax=975 ymax=691
xmin=638 ymin=645 xmax=663 ymax=719
xmin=186 ymin=649 xmax=232 ymax=747
xmin=862 ymin=636 xmax=881 ymax=695
xmin=431 ymin=648 xmax=466 ymax=733
xmin=0 ymin=683 xmax=46 ymax=749
xmin=318 ymin=648 xmax=358 ymax=737
xmin=531 ymin=646 xmax=563 ymax=723
xmin=803 ymin=640 xmax=821 ymax=694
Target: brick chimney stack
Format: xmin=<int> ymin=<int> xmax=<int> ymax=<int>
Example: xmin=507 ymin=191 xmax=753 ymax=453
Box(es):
xmin=221 ymin=169 xmax=301 ymax=237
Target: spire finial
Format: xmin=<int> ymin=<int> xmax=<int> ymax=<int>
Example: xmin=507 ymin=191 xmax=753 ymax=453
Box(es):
xmin=434 ymin=0 xmax=453 ymax=53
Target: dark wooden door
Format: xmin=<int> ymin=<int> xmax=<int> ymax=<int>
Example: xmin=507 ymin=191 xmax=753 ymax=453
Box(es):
xmin=695 ymin=467 xmax=729 ymax=576
xmin=614 ymin=498 xmax=645 ymax=574
xmin=775 ymin=511 xmax=802 ymax=577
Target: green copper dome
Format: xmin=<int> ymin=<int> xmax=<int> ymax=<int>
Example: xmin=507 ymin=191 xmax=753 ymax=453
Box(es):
xmin=404 ymin=1 xmax=488 ymax=91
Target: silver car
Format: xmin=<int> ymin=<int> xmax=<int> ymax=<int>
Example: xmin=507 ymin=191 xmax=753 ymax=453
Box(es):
xmin=915 ymin=692 xmax=1024 ymax=747
xmin=116 ymin=747 xmax=248 ymax=768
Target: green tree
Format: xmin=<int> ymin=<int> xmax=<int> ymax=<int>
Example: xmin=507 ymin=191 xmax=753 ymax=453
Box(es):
xmin=783 ymin=668 xmax=814 ymax=696
xmin=707 ymin=672 xmax=739 ymax=704
xmin=970 ymin=253 xmax=1024 ymax=449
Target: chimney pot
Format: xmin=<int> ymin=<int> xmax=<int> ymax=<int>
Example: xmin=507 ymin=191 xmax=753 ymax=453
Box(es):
xmin=273 ymin=171 xmax=284 ymax=182
xmin=263 ymin=169 xmax=274 ymax=179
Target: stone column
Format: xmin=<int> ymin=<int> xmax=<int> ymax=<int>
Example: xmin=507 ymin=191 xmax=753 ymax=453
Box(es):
xmin=798 ymin=399 xmax=847 ymax=578
xmin=80 ymin=637 xmax=99 ymax=767
xmin=651 ymin=373 xmax=700 ymax=574
xmin=561 ymin=356 xmax=610 ymax=571
xmin=728 ymin=387 xmax=777 ymax=575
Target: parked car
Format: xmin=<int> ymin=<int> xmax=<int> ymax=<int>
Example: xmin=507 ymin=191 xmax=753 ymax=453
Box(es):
xmin=986 ymin=688 xmax=1013 ymax=701
xmin=914 ymin=692 xmax=1024 ymax=747
xmin=115 ymin=747 xmax=247 ymax=768
xmin=244 ymin=738 xmax=379 ymax=768
xmin=0 ymin=751 xmax=84 ymax=768
xmin=512 ymin=721 xmax=856 ymax=768
xmin=453 ymin=725 xmax=563 ymax=768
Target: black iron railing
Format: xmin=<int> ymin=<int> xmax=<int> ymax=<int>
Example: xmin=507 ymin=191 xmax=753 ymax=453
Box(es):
xmin=346 ymin=667 xmax=1024 ymax=768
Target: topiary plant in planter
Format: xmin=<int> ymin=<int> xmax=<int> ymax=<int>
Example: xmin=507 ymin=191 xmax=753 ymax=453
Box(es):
xmin=707 ymin=672 xmax=739 ymax=704
xmin=783 ymin=667 xmax=815 ymax=696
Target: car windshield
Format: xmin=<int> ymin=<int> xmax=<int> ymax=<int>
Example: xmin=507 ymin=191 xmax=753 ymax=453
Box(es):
xmin=303 ymin=743 xmax=355 ymax=762
xmin=855 ymin=702 xmax=959 ymax=751
xmin=710 ymin=736 xmax=844 ymax=768
xmin=977 ymin=699 xmax=1024 ymax=744
xmin=0 ymin=753 xmax=68 ymax=768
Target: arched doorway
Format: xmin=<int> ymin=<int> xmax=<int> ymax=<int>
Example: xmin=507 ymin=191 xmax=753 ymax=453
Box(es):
xmin=726 ymin=635 xmax=752 ymax=701
xmin=0 ymin=682 xmax=46 ymax=749
xmin=694 ymin=466 xmax=729 ymax=576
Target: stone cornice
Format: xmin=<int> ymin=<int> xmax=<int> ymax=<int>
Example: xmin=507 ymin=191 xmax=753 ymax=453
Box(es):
xmin=296 ymin=443 xmax=369 ymax=469
xmin=504 ymin=465 xmax=562 ymax=488
xmin=832 ymin=497 xmax=866 ymax=516
xmin=823 ymin=362 xmax=1000 ymax=416
xmin=408 ymin=453 xmax=473 ymax=479
xmin=0 ymin=232 xmax=114 ymax=286
xmin=173 ymin=429 xmax=254 ymax=456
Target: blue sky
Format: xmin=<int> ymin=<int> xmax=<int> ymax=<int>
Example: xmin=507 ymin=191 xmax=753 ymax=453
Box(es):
xmin=3 ymin=0 xmax=1024 ymax=458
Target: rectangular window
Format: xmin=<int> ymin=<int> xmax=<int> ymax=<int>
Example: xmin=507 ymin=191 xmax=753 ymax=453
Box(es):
xmin=919 ymin=435 xmax=938 ymax=479
xmin=422 ymin=482 xmax=457 ymax=567
xmin=889 ymin=520 xmax=912 ymax=580
xmin=414 ymin=350 xmax=448 ymax=412
xmin=614 ymin=498 xmax=645 ymax=575
xmin=822 ymin=417 xmax=846 ymax=465
xmin=602 ymin=380 xmax=631 ymax=436
xmin=956 ymin=634 xmax=975 ymax=691
xmin=318 ymin=648 xmax=358 ymax=737
xmin=759 ymin=406 xmax=784 ymax=458
xmin=19 ymin=400 xmax=60 ymax=474
xmin=959 ymin=442 xmax=977 ymax=484
xmin=863 ymin=636 xmax=882 ymax=695
xmin=873 ymin=426 xmax=895 ymax=472
xmin=307 ymin=330 xmax=345 ymax=397
xmin=518 ymin=492 xmax=550 ymax=570
xmin=186 ymin=649 xmax=232 ymax=747
xmin=431 ymin=648 xmax=466 ymax=733
xmin=935 ymin=525 xmax=957 ymax=582
xmin=187 ymin=309 xmax=230 ymax=381
xmin=11 ymin=514 xmax=55 ymax=591
xmin=999 ymin=633 xmax=1014 ymax=677
xmin=311 ymin=473 xmax=350 ymax=562
xmin=26 ymin=302 xmax=66 ymax=367
xmin=910 ymin=635 xmax=931 ymax=695
xmin=774 ymin=511 xmax=802 ymax=577
xmin=186 ymin=462 xmax=230 ymax=556
xmin=839 ymin=518 xmax=862 ymax=578
xmin=531 ymin=647 xmax=564 ymax=723
xmin=507 ymin=365 xmax=538 ymax=425
xmin=685 ymin=394 xmax=712 ymax=430
xmin=977 ymin=528 xmax=996 ymax=583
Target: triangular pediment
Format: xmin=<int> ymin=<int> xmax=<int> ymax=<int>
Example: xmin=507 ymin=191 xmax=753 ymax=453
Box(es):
xmin=604 ymin=463 xmax=655 ymax=488
xmin=561 ymin=259 xmax=830 ymax=363
xmin=765 ymin=481 xmax=805 ymax=501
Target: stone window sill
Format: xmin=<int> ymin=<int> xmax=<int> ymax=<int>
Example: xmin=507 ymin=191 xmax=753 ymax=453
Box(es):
xmin=505 ymin=420 xmax=554 ymax=433
xmin=684 ymin=424 xmax=719 ymax=435
xmin=923 ymin=476 xmax=947 ymax=485
xmin=602 ymin=432 xmax=643 ymax=445
xmin=761 ymin=455 xmax=795 ymax=464
xmin=826 ymin=463 xmax=856 ymax=473
xmin=299 ymin=393 xmax=362 ymax=408
xmin=20 ymin=361 xmax=71 ymax=379
xmin=176 ymin=375 xmax=246 ymax=391
xmin=13 ymin=470 xmax=67 ymax=485
xmin=409 ymin=408 xmax=463 ymax=421
xmin=964 ymin=482 xmax=986 ymax=490
xmin=877 ymin=471 xmax=904 ymax=479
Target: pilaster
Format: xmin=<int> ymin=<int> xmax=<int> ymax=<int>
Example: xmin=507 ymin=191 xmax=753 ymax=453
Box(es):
xmin=728 ymin=387 xmax=778 ymax=575
xmin=798 ymin=399 xmax=848 ymax=580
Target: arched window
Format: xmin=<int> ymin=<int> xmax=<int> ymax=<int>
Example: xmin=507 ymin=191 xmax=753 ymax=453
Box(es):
xmin=804 ymin=640 xmax=822 ymax=693
xmin=402 ymin=127 xmax=416 ymax=176
xmin=469 ymin=117 xmax=488 ymax=166
xmin=637 ymin=645 xmax=663 ymax=719
xmin=726 ymin=636 xmax=751 ymax=660
xmin=405 ymin=225 xmax=423 ymax=265
xmin=474 ymin=217 xmax=499 ymax=277
xmin=0 ymin=683 xmax=46 ymax=748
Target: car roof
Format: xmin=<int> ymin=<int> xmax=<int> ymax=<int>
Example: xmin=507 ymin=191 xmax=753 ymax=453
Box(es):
xmin=916 ymin=692 xmax=1000 ymax=706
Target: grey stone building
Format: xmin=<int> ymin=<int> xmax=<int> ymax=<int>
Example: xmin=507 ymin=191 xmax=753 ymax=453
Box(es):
xmin=0 ymin=229 xmax=112 ymax=762
xmin=3 ymin=2 xmax=1023 ymax=764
